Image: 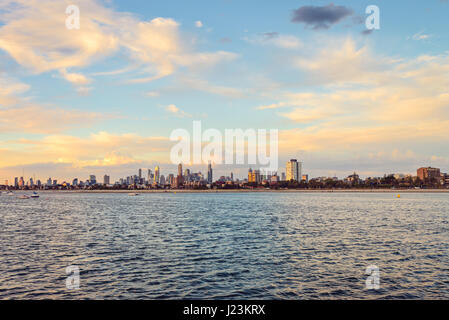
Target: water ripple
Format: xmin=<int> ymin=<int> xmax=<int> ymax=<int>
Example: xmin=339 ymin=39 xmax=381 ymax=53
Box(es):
xmin=0 ymin=192 xmax=448 ymax=299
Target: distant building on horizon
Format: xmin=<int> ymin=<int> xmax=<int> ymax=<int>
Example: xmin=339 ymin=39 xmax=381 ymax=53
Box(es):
xmin=154 ymin=166 xmax=160 ymax=185
xmin=417 ymin=167 xmax=441 ymax=182
xmin=89 ymin=175 xmax=97 ymax=185
xmin=248 ymin=168 xmax=261 ymax=183
xmin=168 ymin=174 xmax=175 ymax=186
xmin=103 ymin=175 xmax=110 ymax=185
xmin=177 ymin=163 xmax=183 ymax=187
xmin=207 ymin=161 xmax=213 ymax=184
xmin=286 ymin=159 xmax=301 ymax=182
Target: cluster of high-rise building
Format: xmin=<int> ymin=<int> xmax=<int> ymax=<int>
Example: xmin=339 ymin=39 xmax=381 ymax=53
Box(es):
xmin=1 ymin=162 xmax=448 ymax=190
xmin=247 ymin=159 xmax=305 ymax=184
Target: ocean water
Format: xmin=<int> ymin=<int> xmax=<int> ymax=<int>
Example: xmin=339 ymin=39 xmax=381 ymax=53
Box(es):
xmin=0 ymin=192 xmax=448 ymax=299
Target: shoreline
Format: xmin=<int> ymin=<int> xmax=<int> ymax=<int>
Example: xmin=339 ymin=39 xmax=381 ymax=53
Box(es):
xmin=6 ymin=189 xmax=449 ymax=194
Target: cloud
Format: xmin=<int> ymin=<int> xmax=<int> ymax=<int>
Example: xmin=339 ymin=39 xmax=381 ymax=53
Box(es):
xmin=76 ymin=86 xmax=92 ymax=96
xmin=256 ymin=37 xmax=449 ymax=162
xmin=279 ymin=108 xmax=340 ymax=124
xmin=244 ymin=33 xmax=302 ymax=49
xmin=293 ymin=38 xmax=394 ymax=86
xmin=59 ymin=69 xmax=92 ymax=86
xmin=219 ymin=37 xmax=232 ymax=44
xmin=257 ymin=102 xmax=288 ymax=110
xmin=145 ymin=91 xmax=160 ymax=97
xmin=178 ymin=77 xmax=245 ymax=98
xmin=278 ymin=119 xmax=449 ymax=155
xmin=165 ymin=104 xmax=191 ymax=118
xmin=0 ymin=0 xmax=236 ymax=86
xmin=291 ymin=4 xmax=354 ymax=30
xmin=0 ymin=131 xmax=171 ymax=171
xmin=0 ymin=104 xmax=110 ymax=134
xmin=262 ymin=32 xmax=279 ymax=39
xmin=0 ymin=74 xmax=108 ymax=133
xmin=0 ymin=75 xmax=30 ymax=106
xmin=410 ymin=31 xmax=432 ymax=41
xmin=0 ymin=0 xmax=119 ymax=74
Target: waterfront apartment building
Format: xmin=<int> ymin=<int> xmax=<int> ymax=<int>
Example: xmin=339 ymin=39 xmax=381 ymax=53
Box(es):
xmin=286 ymin=159 xmax=301 ymax=182
xmin=417 ymin=167 xmax=441 ymax=181
xmin=248 ymin=168 xmax=261 ymax=183
xmin=103 ymin=175 xmax=110 ymax=185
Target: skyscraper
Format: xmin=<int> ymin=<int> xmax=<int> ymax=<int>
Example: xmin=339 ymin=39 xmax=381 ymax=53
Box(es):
xmin=177 ymin=163 xmax=184 ymax=187
xmin=207 ymin=162 xmax=213 ymax=184
xmin=103 ymin=175 xmax=110 ymax=185
xmin=248 ymin=168 xmax=261 ymax=183
xmin=168 ymin=174 xmax=174 ymax=186
xmin=148 ymin=169 xmax=153 ymax=184
xmin=154 ymin=166 xmax=160 ymax=184
xmin=89 ymin=175 xmax=97 ymax=185
xmin=254 ymin=170 xmax=261 ymax=183
xmin=286 ymin=159 xmax=301 ymax=182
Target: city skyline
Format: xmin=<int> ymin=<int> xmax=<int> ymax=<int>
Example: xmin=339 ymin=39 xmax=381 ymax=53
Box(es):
xmin=1 ymin=1 xmax=449 ymax=182
xmin=2 ymin=161 xmax=448 ymax=189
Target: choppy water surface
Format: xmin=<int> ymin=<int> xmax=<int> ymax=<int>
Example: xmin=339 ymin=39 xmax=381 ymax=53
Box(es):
xmin=0 ymin=192 xmax=448 ymax=299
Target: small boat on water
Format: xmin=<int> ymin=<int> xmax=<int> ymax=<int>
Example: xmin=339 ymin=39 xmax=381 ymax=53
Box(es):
xmin=128 ymin=193 xmax=139 ymax=196
xmin=6 ymin=191 xmax=14 ymax=196
xmin=18 ymin=194 xmax=30 ymax=199
xmin=31 ymin=192 xmax=40 ymax=198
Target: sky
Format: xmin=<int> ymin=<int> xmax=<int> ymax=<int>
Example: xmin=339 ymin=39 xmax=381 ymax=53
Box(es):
xmin=0 ymin=0 xmax=449 ymax=183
